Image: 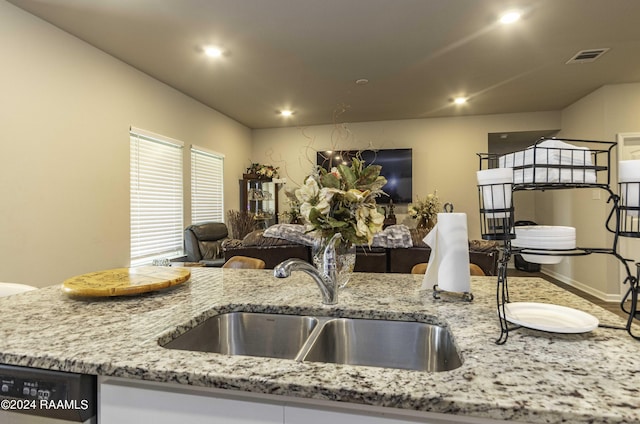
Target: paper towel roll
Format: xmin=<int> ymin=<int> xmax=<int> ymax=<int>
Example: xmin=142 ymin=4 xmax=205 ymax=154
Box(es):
xmin=421 ymin=213 xmax=471 ymax=293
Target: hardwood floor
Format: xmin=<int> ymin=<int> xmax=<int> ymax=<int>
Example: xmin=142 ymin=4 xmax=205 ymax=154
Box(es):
xmin=507 ymin=269 xmax=631 ymax=319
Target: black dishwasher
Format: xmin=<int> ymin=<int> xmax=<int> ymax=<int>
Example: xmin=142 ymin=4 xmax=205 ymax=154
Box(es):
xmin=0 ymin=364 xmax=96 ymax=423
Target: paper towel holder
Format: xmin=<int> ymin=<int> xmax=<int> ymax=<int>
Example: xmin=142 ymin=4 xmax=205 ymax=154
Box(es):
xmin=433 ymin=285 xmax=474 ymax=302
xmin=432 ymin=203 xmax=474 ymax=302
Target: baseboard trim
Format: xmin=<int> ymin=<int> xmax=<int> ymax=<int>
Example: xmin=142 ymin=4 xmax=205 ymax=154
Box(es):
xmin=541 ymin=268 xmax=621 ymax=303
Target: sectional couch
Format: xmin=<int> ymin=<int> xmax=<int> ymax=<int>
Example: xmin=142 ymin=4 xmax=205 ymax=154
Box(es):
xmin=222 ymin=226 xmax=500 ymax=275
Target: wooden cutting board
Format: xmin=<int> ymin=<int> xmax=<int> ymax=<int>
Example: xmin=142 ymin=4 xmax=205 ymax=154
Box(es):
xmin=61 ymin=266 xmax=191 ymax=297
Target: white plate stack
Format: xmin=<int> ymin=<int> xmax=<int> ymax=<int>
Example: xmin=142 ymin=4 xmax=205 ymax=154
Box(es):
xmin=476 ymin=168 xmax=513 ymax=218
xmin=512 ymin=225 xmax=576 ymax=264
xmin=619 ymin=160 xmax=640 ymax=217
xmin=0 ymin=282 xmax=37 ymax=297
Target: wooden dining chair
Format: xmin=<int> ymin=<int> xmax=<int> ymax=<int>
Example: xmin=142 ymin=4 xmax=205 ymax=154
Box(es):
xmin=222 ymin=256 xmax=266 ymax=269
xmin=410 ymin=262 xmax=486 ymax=276
xmin=410 ymin=263 xmax=428 ymax=275
xmin=469 ymin=263 xmax=486 ymax=276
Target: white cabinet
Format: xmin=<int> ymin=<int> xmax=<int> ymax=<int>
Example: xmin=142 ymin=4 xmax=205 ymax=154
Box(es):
xmin=284 ymin=405 xmax=513 ymax=424
xmin=285 ymin=406 xmax=421 ymax=424
xmin=99 ymin=379 xmax=283 ymax=424
xmin=99 ymin=377 xmax=516 ymax=424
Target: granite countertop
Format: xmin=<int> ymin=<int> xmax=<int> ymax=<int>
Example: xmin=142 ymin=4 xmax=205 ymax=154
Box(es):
xmin=0 ymin=268 xmax=638 ymax=423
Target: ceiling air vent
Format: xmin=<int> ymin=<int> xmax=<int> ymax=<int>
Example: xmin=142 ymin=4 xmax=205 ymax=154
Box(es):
xmin=566 ymin=48 xmax=610 ymax=64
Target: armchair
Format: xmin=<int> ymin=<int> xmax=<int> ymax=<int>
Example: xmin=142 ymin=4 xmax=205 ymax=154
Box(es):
xmin=184 ymin=222 xmax=229 ymax=266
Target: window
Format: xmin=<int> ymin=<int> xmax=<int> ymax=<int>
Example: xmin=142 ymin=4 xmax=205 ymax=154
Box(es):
xmin=191 ymin=146 xmax=224 ymax=224
xmin=130 ymin=127 xmax=184 ymax=266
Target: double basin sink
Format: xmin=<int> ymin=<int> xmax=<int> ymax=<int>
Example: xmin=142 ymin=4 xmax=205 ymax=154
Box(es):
xmin=163 ymin=312 xmax=462 ymax=372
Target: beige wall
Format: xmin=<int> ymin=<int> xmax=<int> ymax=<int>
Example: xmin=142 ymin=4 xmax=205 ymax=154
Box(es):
xmin=0 ymin=1 xmax=252 ymax=287
xmin=252 ymin=111 xmax=561 ymax=239
xmin=537 ymin=83 xmax=640 ymax=300
xmin=4 ymin=0 xmax=636 ymax=299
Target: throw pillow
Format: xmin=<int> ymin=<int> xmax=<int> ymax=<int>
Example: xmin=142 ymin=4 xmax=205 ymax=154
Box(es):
xmin=263 ymin=224 xmax=316 ymax=246
xmin=241 ymin=230 xmax=293 ymax=247
xmin=371 ymin=224 xmax=413 ymax=248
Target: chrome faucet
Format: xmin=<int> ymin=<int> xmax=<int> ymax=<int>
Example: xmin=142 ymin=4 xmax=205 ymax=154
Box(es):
xmin=273 ymin=233 xmax=341 ymax=305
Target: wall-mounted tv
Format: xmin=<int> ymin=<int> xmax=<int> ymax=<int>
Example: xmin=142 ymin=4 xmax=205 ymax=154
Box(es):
xmin=316 ymin=148 xmax=412 ymax=204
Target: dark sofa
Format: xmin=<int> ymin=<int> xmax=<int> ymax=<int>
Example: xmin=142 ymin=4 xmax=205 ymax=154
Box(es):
xmin=222 ymin=228 xmax=499 ymax=275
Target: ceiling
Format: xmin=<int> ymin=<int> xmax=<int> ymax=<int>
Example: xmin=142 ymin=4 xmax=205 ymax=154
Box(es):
xmin=8 ymin=0 xmax=640 ymax=129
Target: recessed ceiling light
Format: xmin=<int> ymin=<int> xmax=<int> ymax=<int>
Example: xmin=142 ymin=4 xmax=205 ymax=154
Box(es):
xmin=203 ymin=46 xmax=224 ymax=58
xmin=355 ymin=78 xmax=369 ymax=85
xmin=279 ymin=110 xmax=293 ymax=117
xmin=499 ymin=11 xmax=521 ymax=24
xmin=453 ymin=97 xmax=467 ymax=105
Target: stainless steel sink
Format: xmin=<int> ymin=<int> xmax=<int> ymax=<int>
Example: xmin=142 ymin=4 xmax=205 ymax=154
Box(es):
xmin=163 ymin=312 xmax=318 ymax=360
xmin=301 ymin=318 xmax=462 ymax=372
xmin=163 ymin=312 xmax=462 ymax=372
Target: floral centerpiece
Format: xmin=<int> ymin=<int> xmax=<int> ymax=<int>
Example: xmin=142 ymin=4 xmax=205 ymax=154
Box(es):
xmin=280 ymin=190 xmax=303 ymax=224
xmin=408 ymin=190 xmax=442 ymax=230
xmin=294 ymin=158 xmax=387 ymax=288
xmin=245 ymin=163 xmax=279 ymax=179
xmin=295 ymin=158 xmax=387 ymax=246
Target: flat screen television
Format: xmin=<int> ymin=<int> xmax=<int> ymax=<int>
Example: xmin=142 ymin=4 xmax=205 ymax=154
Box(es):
xmin=316 ymin=148 xmax=412 ymax=204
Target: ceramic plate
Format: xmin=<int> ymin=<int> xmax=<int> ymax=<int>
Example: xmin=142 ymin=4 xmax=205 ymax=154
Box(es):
xmin=499 ymin=302 xmax=599 ymax=333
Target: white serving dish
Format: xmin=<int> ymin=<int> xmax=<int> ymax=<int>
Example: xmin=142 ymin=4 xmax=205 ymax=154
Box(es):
xmin=499 ymin=302 xmax=599 ymax=333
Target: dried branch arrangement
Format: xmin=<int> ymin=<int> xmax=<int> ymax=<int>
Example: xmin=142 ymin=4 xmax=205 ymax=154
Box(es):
xmin=226 ymin=209 xmax=257 ymax=240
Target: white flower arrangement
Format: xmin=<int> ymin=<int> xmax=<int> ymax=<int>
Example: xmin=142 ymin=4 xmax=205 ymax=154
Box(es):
xmin=295 ymin=158 xmax=387 ymax=246
xmin=408 ymin=190 xmax=441 ymax=224
xmin=246 ymin=163 xmax=279 ymax=179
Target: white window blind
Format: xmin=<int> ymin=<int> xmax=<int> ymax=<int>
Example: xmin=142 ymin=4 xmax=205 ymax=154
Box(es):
xmin=191 ymin=146 xmax=224 ymax=224
xmin=130 ymin=128 xmax=184 ymax=266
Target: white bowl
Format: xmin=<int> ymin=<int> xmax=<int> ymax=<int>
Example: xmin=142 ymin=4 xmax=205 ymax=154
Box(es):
xmin=0 ymin=283 xmax=37 ymax=297
xmin=479 ymin=185 xmax=512 ymax=217
xmin=514 ymin=235 xmax=576 ymax=244
xmin=477 ymin=168 xmax=513 ymax=184
xmin=516 ymin=237 xmax=576 ymax=244
xmin=619 ymin=181 xmax=640 ymax=217
xmin=512 ymin=239 xmax=576 ymax=250
xmin=521 ymin=253 xmax=564 ymax=264
xmin=514 ymin=226 xmax=576 ymax=265
xmin=515 ymin=230 xmax=576 ymax=237
xmin=515 ymin=225 xmax=575 ymax=238
xmin=619 ymin=160 xmax=640 ymax=182
xmin=515 ymin=224 xmax=575 ymax=233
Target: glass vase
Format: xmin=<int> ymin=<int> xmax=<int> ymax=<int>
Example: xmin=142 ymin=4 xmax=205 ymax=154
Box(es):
xmin=311 ymin=236 xmax=356 ymax=289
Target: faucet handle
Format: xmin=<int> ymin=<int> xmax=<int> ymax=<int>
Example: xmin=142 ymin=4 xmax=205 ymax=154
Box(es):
xmin=323 ymin=233 xmax=342 ymax=266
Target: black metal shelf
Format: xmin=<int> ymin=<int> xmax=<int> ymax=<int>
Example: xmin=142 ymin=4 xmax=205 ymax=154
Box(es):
xmin=513 ymin=182 xmax=611 ymax=191
xmin=477 ymin=137 xmax=639 ymax=344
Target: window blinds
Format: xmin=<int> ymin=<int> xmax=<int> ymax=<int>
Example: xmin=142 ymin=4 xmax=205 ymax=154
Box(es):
xmin=191 ymin=146 xmax=224 ymax=224
xmin=130 ymin=128 xmax=184 ymax=265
